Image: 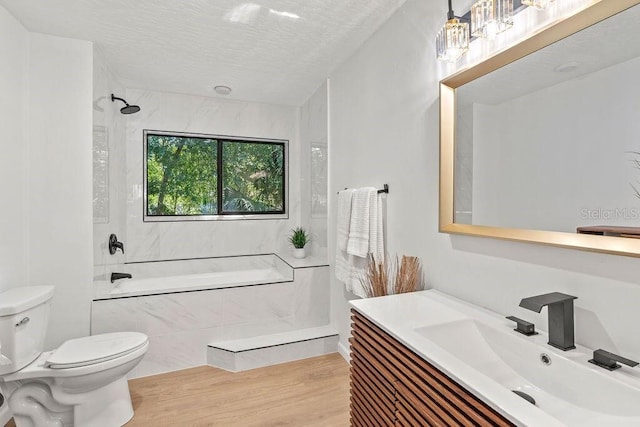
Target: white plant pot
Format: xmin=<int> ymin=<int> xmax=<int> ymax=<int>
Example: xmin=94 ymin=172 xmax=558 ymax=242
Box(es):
xmin=293 ymin=247 xmax=306 ymax=259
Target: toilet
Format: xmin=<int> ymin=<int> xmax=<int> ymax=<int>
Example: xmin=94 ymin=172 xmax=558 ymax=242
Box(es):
xmin=0 ymin=286 xmax=148 ymax=427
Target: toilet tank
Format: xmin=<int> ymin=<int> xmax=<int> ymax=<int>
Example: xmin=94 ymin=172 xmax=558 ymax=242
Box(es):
xmin=0 ymin=286 xmax=54 ymax=375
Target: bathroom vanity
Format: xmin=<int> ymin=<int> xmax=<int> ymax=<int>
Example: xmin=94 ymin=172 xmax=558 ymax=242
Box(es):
xmin=349 ymin=309 xmax=512 ymax=426
xmin=349 ymin=291 xmax=640 ymax=426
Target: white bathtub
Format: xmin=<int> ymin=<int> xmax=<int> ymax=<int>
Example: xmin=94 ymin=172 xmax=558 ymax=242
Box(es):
xmin=93 ymin=254 xmax=294 ymax=299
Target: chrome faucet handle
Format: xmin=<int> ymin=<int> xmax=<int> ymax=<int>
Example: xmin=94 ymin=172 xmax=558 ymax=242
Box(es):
xmin=506 ymin=316 xmax=537 ymax=336
xmin=589 ymin=349 xmax=639 ymax=371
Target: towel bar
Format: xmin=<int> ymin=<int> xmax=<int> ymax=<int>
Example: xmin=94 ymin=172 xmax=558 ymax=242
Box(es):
xmin=338 ymin=184 xmax=389 ymax=195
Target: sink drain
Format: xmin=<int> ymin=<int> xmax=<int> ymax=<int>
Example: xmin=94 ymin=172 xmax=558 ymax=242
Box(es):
xmin=512 ymin=390 xmax=536 ymax=405
xmin=540 ymin=353 xmax=552 ymax=365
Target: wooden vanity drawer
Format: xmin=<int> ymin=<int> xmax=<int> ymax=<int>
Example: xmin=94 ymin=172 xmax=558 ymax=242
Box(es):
xmin=349 ymin=309 xmax=514 ymax=427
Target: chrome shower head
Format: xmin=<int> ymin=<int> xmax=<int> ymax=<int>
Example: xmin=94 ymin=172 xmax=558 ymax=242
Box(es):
xmin=111 ymin=94 xmax=141 ymax=115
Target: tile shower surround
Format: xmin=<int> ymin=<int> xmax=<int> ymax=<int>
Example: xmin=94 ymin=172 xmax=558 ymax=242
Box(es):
xmin=123 ymin=89 xmax=302 ymax=263
xmin=92 ymin=257 xmax=329 ymax=378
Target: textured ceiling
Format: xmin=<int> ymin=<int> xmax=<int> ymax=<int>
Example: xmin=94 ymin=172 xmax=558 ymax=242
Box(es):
xmin=1 ymin=0 xmax=407 ymax=105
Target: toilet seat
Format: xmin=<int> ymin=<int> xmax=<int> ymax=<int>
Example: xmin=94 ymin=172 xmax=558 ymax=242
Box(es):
xmin=45 ymin=332 xmax=148 ymax=369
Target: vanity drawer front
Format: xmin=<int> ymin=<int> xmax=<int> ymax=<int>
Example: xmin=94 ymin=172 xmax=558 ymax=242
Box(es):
xmin=350 ymin=309 xmax=514 ymax=427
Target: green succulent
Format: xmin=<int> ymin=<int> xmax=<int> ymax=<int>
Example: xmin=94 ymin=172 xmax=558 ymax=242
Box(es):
xmin=288 ymin=227 xmax=310 ymax=249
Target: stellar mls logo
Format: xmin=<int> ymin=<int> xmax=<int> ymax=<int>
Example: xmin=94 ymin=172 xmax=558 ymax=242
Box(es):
xmin=580 ymin=208 xmax=640 ymax=220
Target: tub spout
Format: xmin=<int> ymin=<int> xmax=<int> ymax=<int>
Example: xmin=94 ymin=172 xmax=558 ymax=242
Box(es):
xmin=111 ymin=272 xmax=132 ymax=283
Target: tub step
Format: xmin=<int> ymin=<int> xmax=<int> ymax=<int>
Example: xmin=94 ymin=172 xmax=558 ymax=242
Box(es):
xmin=207 ymin=325 xmax=339 ymax=372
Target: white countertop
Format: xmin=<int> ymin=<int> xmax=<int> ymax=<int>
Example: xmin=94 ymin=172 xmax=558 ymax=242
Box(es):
xmin=350 ymin=290 xmax=640 ymax=427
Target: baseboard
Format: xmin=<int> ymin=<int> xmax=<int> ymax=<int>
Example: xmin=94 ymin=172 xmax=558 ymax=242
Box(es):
xmin=338 ymin=341 xmax=351 ymax=363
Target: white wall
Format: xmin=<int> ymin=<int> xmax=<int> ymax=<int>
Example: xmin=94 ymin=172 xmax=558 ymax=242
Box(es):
xmin=473 ymin=56 xmax=640 ymax=232
xmin=0 ymin=6 xmax=28 ymax=424
xmin=0 ymin=6 xmax=28 ymax=293
xmin=329 ymin=0 xmax=640 ymax=363
xmin=119 ymin=89 xmax=301 ymax=262
xmin=0 ymin=9 xmax=92 ymax=422
xmin=27 ymin=33 xmax=94 ymax=349
xmin=0 ymin=7 xmax=94 ymax=348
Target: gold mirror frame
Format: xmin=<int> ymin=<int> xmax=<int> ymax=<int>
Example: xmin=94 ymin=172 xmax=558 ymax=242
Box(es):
xmin=440 ymin=0 xmax=640 ymax=258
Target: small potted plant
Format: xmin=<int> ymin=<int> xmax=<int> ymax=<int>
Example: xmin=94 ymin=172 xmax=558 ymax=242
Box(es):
xmin=289 ymin=227 xmax=311 ymax=259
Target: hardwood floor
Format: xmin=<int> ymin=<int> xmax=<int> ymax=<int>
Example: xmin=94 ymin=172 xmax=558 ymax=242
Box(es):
xmin=4 ymin=353 xmax=350 ymax=427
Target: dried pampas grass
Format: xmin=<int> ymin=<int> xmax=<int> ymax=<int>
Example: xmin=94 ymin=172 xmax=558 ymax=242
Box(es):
xmin=395 ymin=255 xmax=421 ymax=294
xmin=360 ymin=254 xmax=422 ymax=298
xmin=360 ymin=254 xmax=389 ymax=298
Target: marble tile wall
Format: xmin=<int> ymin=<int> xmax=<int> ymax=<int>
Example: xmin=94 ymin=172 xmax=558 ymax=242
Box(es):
xmin=122 ymin=89 xmax=302 ymax=262
xmin=91 ymin=265 xmax=329 ymax=377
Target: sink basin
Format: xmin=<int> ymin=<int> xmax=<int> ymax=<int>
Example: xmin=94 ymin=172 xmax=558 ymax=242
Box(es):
xmin=415 ymin=318 xmax=640 ymax=425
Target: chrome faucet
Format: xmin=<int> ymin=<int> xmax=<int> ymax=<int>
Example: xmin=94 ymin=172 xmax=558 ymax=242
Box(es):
xmin=519 ymin=292 xmax=578 ymax=351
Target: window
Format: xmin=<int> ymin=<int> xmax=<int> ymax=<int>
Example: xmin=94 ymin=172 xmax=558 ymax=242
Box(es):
xmin=144 ymin=130 xmax=287 ymax=220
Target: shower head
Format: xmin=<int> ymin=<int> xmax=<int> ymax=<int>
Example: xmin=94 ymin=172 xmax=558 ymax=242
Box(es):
xmin=111 ymin=94 xmax=141 ymax=115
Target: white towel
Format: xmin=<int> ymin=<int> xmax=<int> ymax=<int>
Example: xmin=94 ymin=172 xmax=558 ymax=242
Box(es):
xmin=344 ymin=254 xmax=368 ymax=298
xmin=347 ymin=188 xmax=376 ymax=257
xmin=334 ymin=251 xmax=352 ymax=286
xmin=336 ymin=189 xmax=355 ymax=252
xmin=335 ymin=187 xmax=386 ymax=298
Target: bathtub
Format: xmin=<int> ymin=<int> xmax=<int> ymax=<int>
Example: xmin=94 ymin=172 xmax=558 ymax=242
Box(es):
xmin=91 ymin=253 xmax=330 ymax=378
xmin=93 ymin=254 xmax=294 ymax=299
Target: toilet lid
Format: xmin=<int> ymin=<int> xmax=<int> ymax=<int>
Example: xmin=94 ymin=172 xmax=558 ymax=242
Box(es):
xmin=45 ymin=332 xmax=148 ymax=369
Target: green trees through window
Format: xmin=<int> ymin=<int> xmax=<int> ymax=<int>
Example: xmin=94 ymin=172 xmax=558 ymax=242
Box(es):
xmin=146 ymin=132 xmax=286 ymax=218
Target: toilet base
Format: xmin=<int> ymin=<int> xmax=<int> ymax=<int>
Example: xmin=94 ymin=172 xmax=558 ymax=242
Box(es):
xmin=9 ymin=377 xmax=134 ymax=427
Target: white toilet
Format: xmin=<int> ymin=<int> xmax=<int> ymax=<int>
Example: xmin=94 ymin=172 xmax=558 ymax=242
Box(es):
xmin=0 ymin=286 xmax=148 ymax=427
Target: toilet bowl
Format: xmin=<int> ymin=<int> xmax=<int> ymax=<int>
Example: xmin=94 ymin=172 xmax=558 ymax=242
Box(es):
xmin=0 ymin=287 xmax=148 ymax=427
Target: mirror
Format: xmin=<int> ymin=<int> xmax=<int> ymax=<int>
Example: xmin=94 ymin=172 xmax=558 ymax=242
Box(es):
xmin=440 ymin=0 xmax=640 ymax=257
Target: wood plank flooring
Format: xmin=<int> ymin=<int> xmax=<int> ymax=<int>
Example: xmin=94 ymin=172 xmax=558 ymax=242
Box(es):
xmin=127 ymin=353 xmax=350 ymax=426
xmin=5 ymin=353 xmax=350 ymax=427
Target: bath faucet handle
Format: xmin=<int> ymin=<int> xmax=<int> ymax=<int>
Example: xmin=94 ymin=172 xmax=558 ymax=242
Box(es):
xmin=589 ymin=349 xmax=639 ymax=371
xmin=506 ymin=316 xmax=537 ymax=336
xmin=108 ymin=233 xmax=124 ymax=255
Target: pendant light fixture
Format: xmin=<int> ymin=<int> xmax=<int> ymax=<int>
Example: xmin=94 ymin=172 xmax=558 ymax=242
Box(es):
xmin=522 ymin=0 xmax=553 ymax=10
xmin=436 ymin=0 xmax=470 ymax=63
xmin=471 ymin=0 xmax=513 ymax=40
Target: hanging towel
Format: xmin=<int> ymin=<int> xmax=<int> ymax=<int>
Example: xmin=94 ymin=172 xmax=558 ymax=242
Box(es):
xmin=335 ymin=251 xmax=352 ymax=287
xmin=336 ymin=189 xmax=355 ymax=285
xmin=347 ymin=188 xmax=377 ymax=258
xmin=336 ymin=187 xmax=386 ymax=299
xmin=336 ymin=189 xmax=355 ymax=252
xmin=344 ymin=255 xmax=369 ymax=298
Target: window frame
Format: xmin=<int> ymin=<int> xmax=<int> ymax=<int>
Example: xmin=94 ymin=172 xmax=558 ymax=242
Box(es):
xmin=143 ymin=129 xmax=289 ymax=222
